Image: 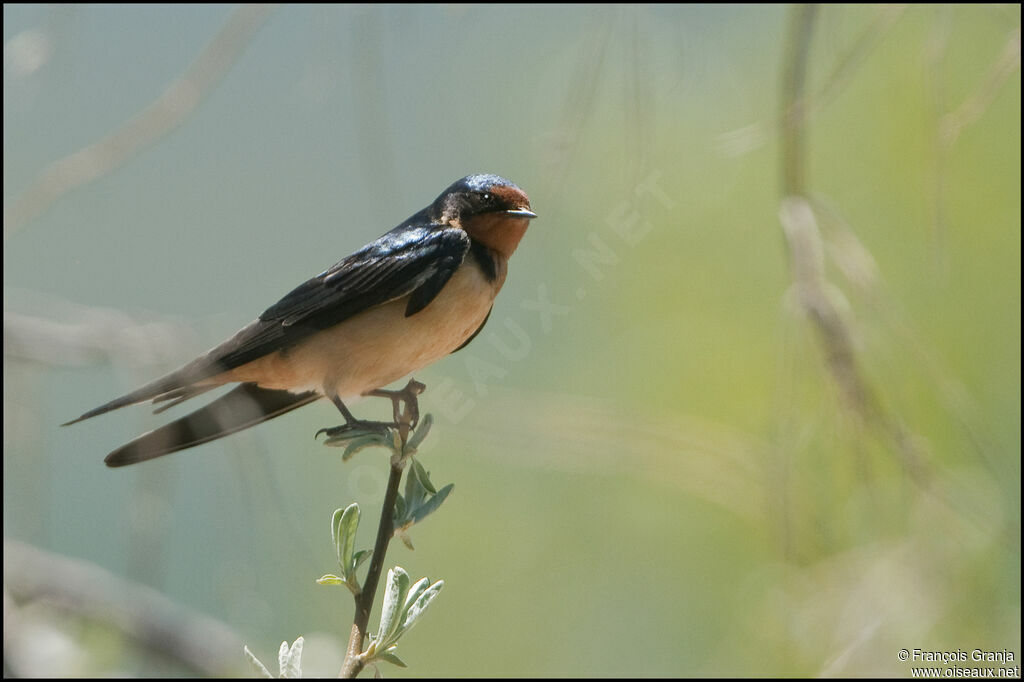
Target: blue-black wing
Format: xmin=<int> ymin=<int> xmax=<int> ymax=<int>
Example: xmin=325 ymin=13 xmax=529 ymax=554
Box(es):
xmin=65 ymin=223 xmax=470 ymax=424
xmin=215 ymin=224 xmax=469 ymax=369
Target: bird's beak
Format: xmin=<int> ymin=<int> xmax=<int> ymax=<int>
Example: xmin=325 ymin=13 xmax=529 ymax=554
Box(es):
xmin=504 ymin=208 xmax=538 ymax=219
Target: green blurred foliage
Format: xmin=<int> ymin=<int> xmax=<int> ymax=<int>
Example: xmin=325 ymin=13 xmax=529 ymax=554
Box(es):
xmin=3 ymin=4 xmax=1019 ymax=677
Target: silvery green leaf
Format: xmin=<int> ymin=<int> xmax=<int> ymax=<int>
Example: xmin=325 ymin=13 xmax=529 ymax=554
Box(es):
xmin=409 ymin=458 xmax=437 ymax=495
xmin=277 ymin=641 xmax=289 ymax=670
xmin=393 ymin=494 xmax=407 ymax=524
xmin=337 ymin=503 xmax=360 ymax=574
xmin=403 ymin=466 xmax=416 ymax=499
xmin=316 ymin=573 xmax=345 ymax=585
xmin=411 ymin=484 xmax=454 ymax=525
xmin=353 ymin=549 xmax=372 ymax=571
xmin=278 ymin=637 xmax=303 ymax=678
xmin=401 ymin=468 xmax=425 ymax=512
xmin=341 ymin=435 xmax=389 ymax=461
xmin=406 ymin=414 xmax=433 ymax=451
xmin=331 ymin=508 xmax=342 ymax=548
xmin=375 ymin=651 xmax=407 ymax=668
xmin=244 ymin=646 xmax=274 ymax=678
xmin=401 ymin=580 xmax=444 ymax=635
xmin=399 ymin=577 xmax=431 ymax=627
xmin=403 ymin=474 xmax=426 ymax=511
xmin=377 ymin=567 xmax=410 ymax=646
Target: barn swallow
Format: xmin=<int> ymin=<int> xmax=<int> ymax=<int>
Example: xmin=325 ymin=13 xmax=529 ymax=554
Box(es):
xmin=64 ymin=174 xmax=536 ymax=467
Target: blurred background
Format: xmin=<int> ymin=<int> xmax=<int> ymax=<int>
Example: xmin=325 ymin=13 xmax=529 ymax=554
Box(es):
xmin=3 ymin=4 xmax=1020 ymax=677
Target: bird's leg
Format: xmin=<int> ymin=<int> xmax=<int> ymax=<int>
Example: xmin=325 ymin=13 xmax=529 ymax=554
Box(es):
xmin=317 ymin=395 xmax=396 ymax=439
xmin=317 ymin=380 xmax=426 ymax=442
xmin=366 ymin=379 xmax=425 ymax=428
xmin=365 ymin=379 xmax=426 ymax=444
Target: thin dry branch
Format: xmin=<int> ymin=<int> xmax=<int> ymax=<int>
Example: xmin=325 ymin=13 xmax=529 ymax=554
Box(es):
xmin=719 ymin=4 xmax=905 ymax=158
xmin=4 ymin=539 xmax=245 ymax=676
xmin=939 ymin=26 xmax=1020 ymax=147
xmin=3 ymin=4 xmax=276 ymax=240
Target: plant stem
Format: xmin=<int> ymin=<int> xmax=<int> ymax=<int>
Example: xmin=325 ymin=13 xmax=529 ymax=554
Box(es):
xmin=339 ymin=458 xmax=404 ymax=678
xmin=338 ymin=378 xmax=424 ymax=678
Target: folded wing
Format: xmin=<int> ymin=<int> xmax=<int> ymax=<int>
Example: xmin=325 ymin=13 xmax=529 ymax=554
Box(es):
xmin=65 ymin=224 xmax=470 ymax=425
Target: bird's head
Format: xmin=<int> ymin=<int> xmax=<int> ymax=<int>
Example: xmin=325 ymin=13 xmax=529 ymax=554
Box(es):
xmin=432 ymin=174 xmax=537 ymax=258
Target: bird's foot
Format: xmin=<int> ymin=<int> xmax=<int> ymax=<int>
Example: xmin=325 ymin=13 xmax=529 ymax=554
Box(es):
xmin=365 ymin=379 xmax=426 ymax=434
xmin=316 ymin=419 xmax=396 ymax=441
xmin=323 ymin=379 xmax=427 ymax=446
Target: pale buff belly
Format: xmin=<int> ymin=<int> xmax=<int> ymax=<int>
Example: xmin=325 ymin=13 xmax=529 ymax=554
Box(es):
xmin=222 ymin=262 xmax=499 ymax=400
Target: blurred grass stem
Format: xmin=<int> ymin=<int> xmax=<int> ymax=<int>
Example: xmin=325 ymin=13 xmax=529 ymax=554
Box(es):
xmin=779 ymin=4 xmax=929 ymax=486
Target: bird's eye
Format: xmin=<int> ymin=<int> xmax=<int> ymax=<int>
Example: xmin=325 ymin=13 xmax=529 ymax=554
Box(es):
xmin=482 ymin=193 xmax=491 ymax=202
